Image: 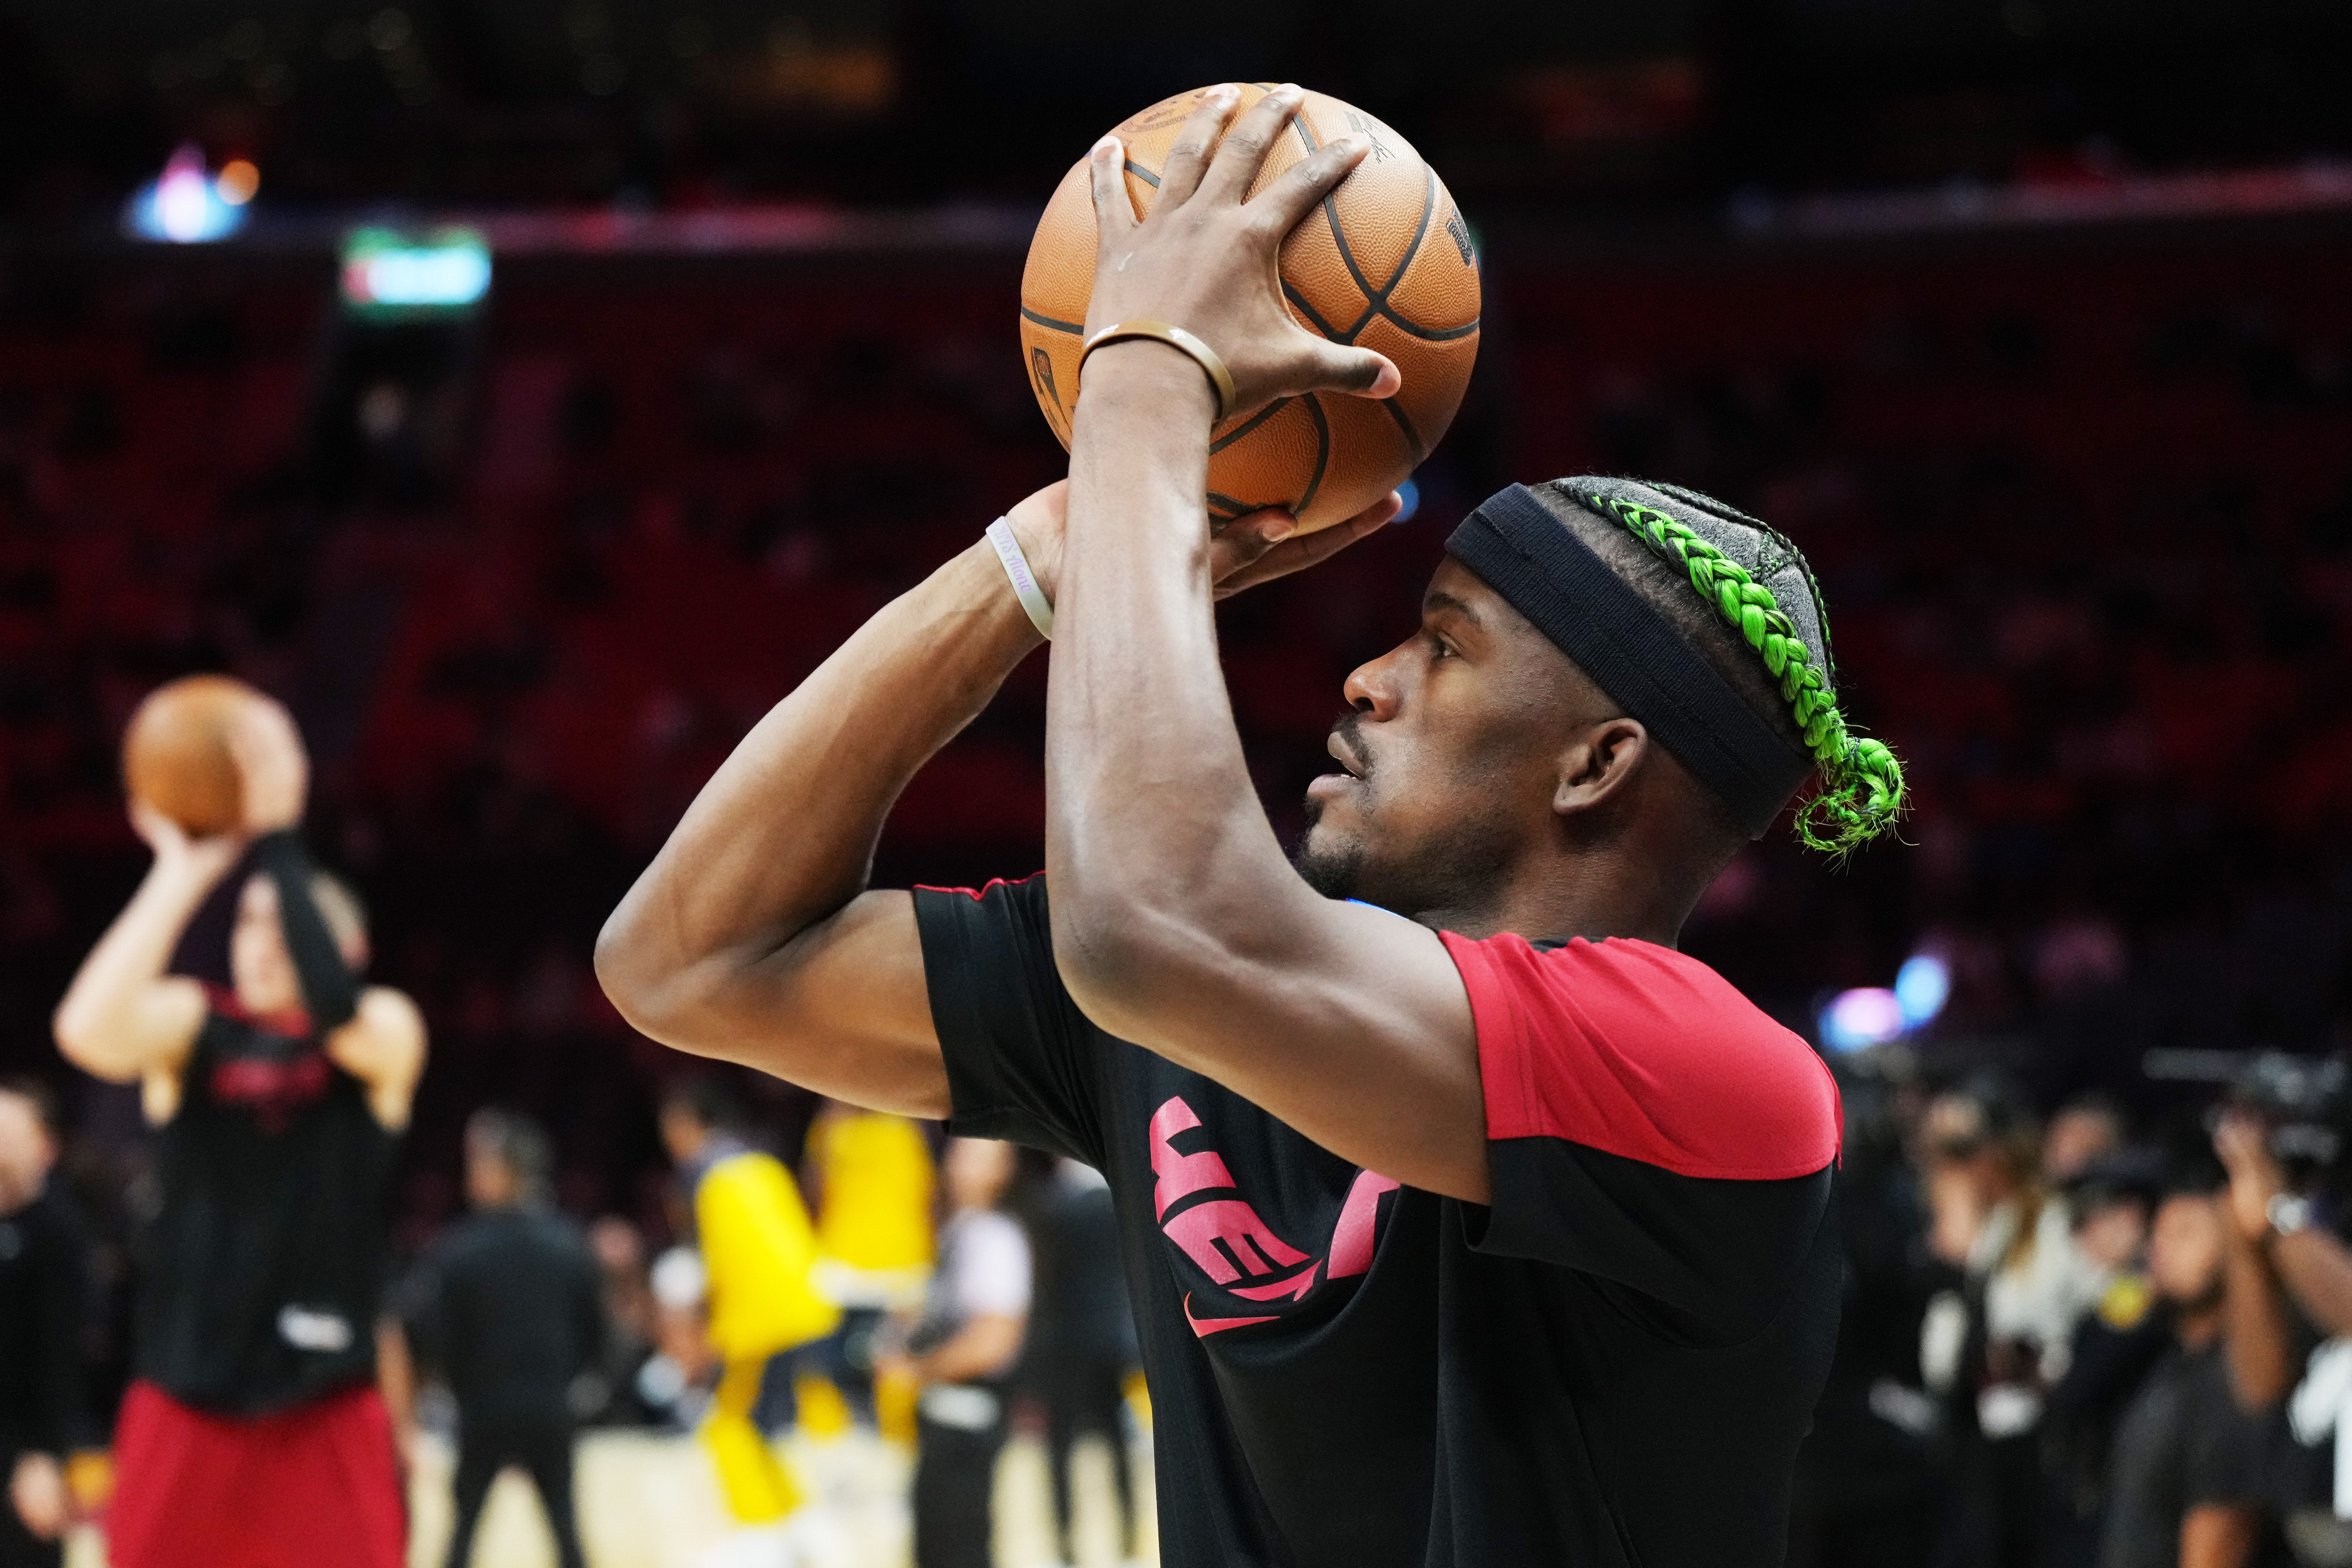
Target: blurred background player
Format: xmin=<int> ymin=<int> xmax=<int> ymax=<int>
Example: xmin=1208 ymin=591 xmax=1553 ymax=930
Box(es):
xmin=49 ymin=697 xmax=427 ymax=1568
xmin=657 ymin=1079 xmax=840 ymax=1565
xmin=402 ymin=1108 xmax=605 ymax=1568
xmin=884 ymin=1137 xmax=1028 ymax=1568
xmin=1019 ymin=1155 xmax=1140 ymax=1568
xmin=805 ymin=1099 xmax=935 ymax=1430
xmin=0 ymin=1079 xmax=89 ymax=1568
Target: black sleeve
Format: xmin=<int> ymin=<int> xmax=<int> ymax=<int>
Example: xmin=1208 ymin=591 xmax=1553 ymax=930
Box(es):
xmin=250 ymin=830 xmax=360 ymax=1031
xmin=1471 ymin=1142 xmax=1838 ymax=1344
xmin=911 ymin=875 xmax=1108 ymax=1167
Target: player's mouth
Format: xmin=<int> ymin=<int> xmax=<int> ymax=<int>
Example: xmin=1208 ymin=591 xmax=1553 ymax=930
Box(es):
xmin=1307 ymin=731 xmax=1369 ymax=799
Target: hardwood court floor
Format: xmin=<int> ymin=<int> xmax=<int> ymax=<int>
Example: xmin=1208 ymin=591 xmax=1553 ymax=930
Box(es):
xmin=64 ymin=1421 xmax=1156 ymax=1567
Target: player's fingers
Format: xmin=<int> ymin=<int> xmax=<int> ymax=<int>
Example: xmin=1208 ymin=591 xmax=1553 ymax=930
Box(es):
xmin=1156 ymin=85 xmax=1241 ymax=209
xmin=1202 ymin=84 xmax=1302 ymax=205
xmin=1249 ymin=131 xmax=1368 ymax=244
xmin=1302 ymin=338 xmax=1402 ymax=400
xmin=1207 ymin=508 xmax=1299 ymax=582
xmin=1214 ymin=492 xmax=1401 ymax=598
xmin=1088 ymin=136 xmax=1136 ymax=240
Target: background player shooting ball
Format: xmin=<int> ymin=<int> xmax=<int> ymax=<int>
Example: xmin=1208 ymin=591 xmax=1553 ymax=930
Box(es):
xmin=52 ymin=685 xmax=425 ymax=1568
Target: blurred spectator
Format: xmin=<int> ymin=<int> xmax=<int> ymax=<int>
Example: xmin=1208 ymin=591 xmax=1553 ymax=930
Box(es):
xmin=805 ymin=1101 xmax=935 ymax=1427
xmin=1020 ymin=1156 xmax=1140 ymax=1568
xmin=2096 ymin=1163 xmax=2284 ymax=1568
xmin=401 ymin=1109 xmax=603 ymax=1568
xmin=1920 ymin=1079 xmax=2108 ymax=1567
xmin=2043 ymin=1150 xmax=2170 ymax=1566
xmin=2049 ymin=1100 xmax=2131 ymax=1187
xmin=657 ymin=1079 xmax=838 ymax=1558
xmin=0 ymin=1079 xmax=87 ymax=1568
xmin=888 ymin=1138 xmax=1029 ymax=1568
xmin=585 ymin=1216 xmax=661 ymax=1426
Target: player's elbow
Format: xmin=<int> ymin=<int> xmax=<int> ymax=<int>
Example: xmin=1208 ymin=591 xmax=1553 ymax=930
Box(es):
xmin=592 ymin=908 xmax=685 ymax=1042
xmin=51 ymin=1006 xmax=135 ymax=1083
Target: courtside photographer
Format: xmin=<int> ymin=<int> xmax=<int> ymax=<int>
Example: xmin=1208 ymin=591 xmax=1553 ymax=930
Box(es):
xmin=2214 ymin=1055 xmax=2352 ymax=1566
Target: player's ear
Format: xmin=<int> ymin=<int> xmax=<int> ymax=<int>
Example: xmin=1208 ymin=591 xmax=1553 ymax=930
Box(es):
xmin=1551 ymin=717 xmax=1648 ymax=819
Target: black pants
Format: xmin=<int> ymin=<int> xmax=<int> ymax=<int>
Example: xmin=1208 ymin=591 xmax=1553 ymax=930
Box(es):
xmin=1038 ymin=1358 xmax=1135 ymax=1560
xmin=913 ymin=1406 xmax=1009 ymax=1568
xmin=445 ymin=1414 xmax=586 ymax=1568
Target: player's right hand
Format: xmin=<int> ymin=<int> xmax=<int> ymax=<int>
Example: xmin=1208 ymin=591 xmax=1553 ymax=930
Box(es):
xmin=225 ymin=695 xmax=309 ymax=834
xmin=1002 ymin=478 xmax=1400 ymax=608
xmin=129 ymin=797 xmax=247 ymax=881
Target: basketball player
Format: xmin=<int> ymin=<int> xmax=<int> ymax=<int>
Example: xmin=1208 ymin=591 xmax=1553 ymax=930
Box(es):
xmin=52 ymin=697 xmax=425 ymax=1568
xmin=655 ymin=1079 xmax=840 ymax=1562
xmin=805 ymin=1099 xmax=935 ymax=1426
xmin=598 ymin=85 xmax=1904 ymax=1567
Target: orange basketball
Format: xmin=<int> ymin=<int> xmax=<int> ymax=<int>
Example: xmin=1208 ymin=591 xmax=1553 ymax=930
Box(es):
xmin=1021 ymin=84 xmax=1480 ymax=534
xmin=122 ymin=674 xmax=264 ymax=836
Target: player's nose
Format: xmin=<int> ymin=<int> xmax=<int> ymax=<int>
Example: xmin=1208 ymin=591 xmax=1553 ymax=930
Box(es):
xmin=1341 ymin=652 xmax=1402 ymax=722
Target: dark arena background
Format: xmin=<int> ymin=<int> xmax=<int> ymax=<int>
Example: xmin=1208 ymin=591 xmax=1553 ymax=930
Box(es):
xmin=4 ymin=4 xmax=2352 ymax=1567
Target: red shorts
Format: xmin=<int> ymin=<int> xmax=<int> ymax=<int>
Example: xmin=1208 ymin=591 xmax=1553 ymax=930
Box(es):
xmin=107 ymin=1380 xmax=405 ymax=1568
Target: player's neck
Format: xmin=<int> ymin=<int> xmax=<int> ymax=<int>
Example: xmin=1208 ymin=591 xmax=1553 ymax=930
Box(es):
xmin=1420 ymin=845 xmax=1696 ymax=951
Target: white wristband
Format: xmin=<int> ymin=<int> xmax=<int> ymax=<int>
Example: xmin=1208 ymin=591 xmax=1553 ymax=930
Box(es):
xmin=985 ymin=516 xmax=1054 ymax=640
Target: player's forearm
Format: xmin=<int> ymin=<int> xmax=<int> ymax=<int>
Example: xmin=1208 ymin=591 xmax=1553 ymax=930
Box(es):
xmin=598 ymin=540 xmax=1039 ymax=1036
xmin=1047 ymin=348 xmax=1305 ymax=1024
xmin=52 ymin=854 xmax=216 ymax=1076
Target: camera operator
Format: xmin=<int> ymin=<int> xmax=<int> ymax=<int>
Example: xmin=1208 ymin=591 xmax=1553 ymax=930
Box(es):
xmin=2212 ymin=1057 xmax=2352 ymax=1567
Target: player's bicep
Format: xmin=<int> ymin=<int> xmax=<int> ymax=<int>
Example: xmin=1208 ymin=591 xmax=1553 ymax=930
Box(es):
xmin=739 ymin=890 xmax=950 ymax=1119
xmin=1131 ymin=897 xmax=1488 ymax=1201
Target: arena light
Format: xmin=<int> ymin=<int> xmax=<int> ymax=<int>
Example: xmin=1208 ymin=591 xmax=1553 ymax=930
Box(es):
xmin=124 ymin=145 xmax=248 ymax=244
xmin=1392 ymin=477 xmax=1422 ymax=523
xmin=339 ymin=227 xmax=492 ymax=317
xmin=1819 ymin=987 xmax=1907 ymax=1054
xmin=1895 ymin=953 xmax=1951 ymax=1030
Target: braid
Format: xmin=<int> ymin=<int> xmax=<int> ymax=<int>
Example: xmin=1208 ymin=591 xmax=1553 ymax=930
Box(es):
xmin=1569 ymin=488 xmax=1906 ymax=858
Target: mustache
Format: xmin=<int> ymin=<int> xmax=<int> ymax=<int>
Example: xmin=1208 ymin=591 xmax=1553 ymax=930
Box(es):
xmin=1330 ymin=709 xmax=1373 ymax=780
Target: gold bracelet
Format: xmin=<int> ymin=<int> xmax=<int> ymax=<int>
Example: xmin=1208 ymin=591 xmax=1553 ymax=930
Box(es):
xmin=1077 ymin=320 xmax=1236 ymax=421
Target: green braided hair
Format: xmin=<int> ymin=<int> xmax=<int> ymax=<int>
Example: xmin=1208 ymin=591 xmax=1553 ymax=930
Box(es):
xmin=1567 ymin=484 xmax=1906 ymax=859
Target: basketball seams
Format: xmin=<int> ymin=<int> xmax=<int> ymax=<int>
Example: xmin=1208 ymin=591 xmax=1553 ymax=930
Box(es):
xmin=1021 ymin=305 xmax=1084 ymax=336
xmin=1381 ymin=397 xmax=1425 ymax=463
xmin=1298 ymin=393 xmax=1332 ymax=516
xmin=1211 ymin=396 xmax=1294 ymax=454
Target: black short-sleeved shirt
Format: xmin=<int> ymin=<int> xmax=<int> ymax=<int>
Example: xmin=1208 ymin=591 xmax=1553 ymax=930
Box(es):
xmin=405 ymin=1207 xmax=607 ymax=1427
xmin=2099 ymin=1338 xmax=2273 ymax=1568
xmin=915 ymin=875 xmax=1844 ymax=1568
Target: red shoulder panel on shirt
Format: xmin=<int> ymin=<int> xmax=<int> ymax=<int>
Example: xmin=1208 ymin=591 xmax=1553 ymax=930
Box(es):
xmin=1439 ymin=931 xmax=1840 ymax=1181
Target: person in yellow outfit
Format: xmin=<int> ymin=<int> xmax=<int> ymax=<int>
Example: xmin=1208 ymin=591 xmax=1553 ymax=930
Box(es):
xmin=657 ymin=1080 xmax=840 ymax=1563
xmin=804 ymin=1100 xmax=935 ymax=1428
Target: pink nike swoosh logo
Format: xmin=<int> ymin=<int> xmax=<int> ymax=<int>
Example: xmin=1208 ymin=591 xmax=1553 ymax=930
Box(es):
xmin=1183 ymin=1294 xmax=1279 ymax=1338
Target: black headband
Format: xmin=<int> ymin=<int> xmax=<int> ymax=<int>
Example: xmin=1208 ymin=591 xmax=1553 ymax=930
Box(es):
xmin=1444 ymin=484 xmax=1813 ymax=838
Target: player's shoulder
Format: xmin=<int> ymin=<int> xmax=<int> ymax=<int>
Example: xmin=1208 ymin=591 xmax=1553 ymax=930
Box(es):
xmin=1440 ymin=928 xmax=1839 ymax=1181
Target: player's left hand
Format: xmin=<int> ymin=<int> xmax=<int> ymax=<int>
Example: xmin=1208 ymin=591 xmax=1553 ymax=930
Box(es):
xmin=225 ymin=695 xmax=309 ymax=835
xmin=1003 ymin=478 xmax=1402 ymax=611
xmin=1082 ymin=83 xmax=1401 ymax=418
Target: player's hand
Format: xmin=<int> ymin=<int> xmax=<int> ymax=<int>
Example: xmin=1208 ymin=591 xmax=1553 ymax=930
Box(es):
xmin=1082 ymin=83 xmax=1400 ymax=419
xmin=225 ymin=695 xmax=309 ymax=834
xmin=2214 ymin=1109 xmax=2287 ymax=1244
xmin=129 ymin=797 xmax=246 ymax=883
xmin=8 ymin=1452 xmax=67 ymax=1541
xmin=1003 ymin=480 xmax=1400 ymax=609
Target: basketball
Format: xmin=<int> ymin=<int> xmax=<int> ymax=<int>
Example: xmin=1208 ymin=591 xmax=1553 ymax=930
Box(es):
xmin=1020 ymin=83 xmax=1481 ymax=535
xmin=121 ymin=674 xmax=264 ymax=836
